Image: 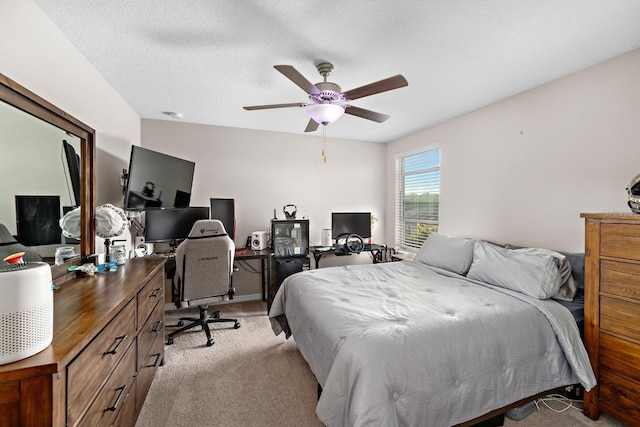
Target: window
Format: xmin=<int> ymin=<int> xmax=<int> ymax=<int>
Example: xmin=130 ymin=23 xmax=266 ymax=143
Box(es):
xmin=395 ymin=148 xmax=440 ymax=251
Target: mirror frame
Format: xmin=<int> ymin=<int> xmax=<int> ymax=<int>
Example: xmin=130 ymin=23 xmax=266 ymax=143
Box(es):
xmin=0 ymin=72 xmax=96 ymax=276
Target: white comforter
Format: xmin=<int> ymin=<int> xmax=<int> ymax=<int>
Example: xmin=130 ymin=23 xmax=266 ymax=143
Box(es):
xmin=269 ymin=260 xmax=595 ymax=427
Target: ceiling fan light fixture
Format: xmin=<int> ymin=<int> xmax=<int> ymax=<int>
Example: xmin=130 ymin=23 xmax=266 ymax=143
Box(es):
xmin=305 ymin=103 xmax=345 ymax=125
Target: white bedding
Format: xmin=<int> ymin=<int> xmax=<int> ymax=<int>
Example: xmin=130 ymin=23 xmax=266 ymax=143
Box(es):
xmin=269 ymin=260 xmax=595 ymax=427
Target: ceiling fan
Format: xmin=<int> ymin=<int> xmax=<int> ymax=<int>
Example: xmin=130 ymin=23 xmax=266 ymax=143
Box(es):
xmin=243 ymin=62 xmax=408 ymax=132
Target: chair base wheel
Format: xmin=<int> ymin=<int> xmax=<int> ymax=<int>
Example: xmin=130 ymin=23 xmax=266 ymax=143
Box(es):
xmin=234 ymin=322 xmax=241 ymax=329
xmin=207 ymin=339 xmax=214 ymax=347
xmin=167 ymin=337 xmax=174 ymax=345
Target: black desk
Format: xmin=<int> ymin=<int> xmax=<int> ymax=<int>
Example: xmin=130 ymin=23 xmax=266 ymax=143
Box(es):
xmin=234 ymin=249 xmax=272 ymax=303
xmin=152 ymin=249 xmax=272 ymax=307
xmin=310 ymin=243 xmax=387 ymax=268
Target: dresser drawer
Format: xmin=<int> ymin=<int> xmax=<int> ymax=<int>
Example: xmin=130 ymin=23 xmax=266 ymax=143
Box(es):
xmin=600 ymin=367 xmax=640 ymax=424
xmin=77 ymin=341 xmax=137 ymax=427
xmin=137 ymin=270 xmax=164 ymax=329
xmin=599 ymin=333 xmax=640 ymax=384
xmin=601 ymin=260 xmax=640 ymax=301
xmin=600 ymin=296 xmax=640 ymax=341
xmin=137 ymin=297 xmax=164 ymax=370
xmin=111 ymin=381 xmax=137 ymax=427
xmin=135 ymin=330 xmax=164 ymax=415
xmin=67 ymin=299 xmax=136 ymax=426
xmin=0 ymin=380 xmax=19 ymax=405
xmin=601 ymin=223 xmax=640 ymax=261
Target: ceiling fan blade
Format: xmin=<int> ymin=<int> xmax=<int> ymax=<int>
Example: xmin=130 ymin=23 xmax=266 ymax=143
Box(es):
xmin=243 ymin=102 xmax=306 ymax=110
xmin=274 ymin=65 xmax=320 ymax=95
xmin=342 ymin=75 xmax=408 ymax=101
xmin=344 ymin=105 xmax=390 ymax=123
xmin=304 ymin=118 xmax=319 ymax=132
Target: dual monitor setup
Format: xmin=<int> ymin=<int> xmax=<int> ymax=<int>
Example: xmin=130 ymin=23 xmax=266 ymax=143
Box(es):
xmin=122 ymin=145 xmax=235 ymax=248
xmin=143 ymin=200 xmax=235 ymax=246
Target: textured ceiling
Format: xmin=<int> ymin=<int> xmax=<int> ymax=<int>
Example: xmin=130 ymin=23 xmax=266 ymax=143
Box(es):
xmin=33 ymin=0 xmax=640 ymax=143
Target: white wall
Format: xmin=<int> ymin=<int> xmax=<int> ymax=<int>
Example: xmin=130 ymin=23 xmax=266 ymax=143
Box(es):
xmin=141 ymin=119 xmax=386 ymax=296
xmin=386 ymin=48 xmax=640 ymax=253
xmin=0 ymin=0 xmax=141 ymax=209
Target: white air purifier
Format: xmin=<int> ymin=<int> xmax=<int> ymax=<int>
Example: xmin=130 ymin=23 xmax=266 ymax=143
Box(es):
xmin=321 ymin=229 xmax=332 ymax=247
xmin=0 ymin=262 xmax=53 ymax=365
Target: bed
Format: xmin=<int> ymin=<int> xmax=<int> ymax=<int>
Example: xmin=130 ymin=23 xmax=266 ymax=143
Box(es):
xmin=269 ymin=235 xmax=596 ymax=427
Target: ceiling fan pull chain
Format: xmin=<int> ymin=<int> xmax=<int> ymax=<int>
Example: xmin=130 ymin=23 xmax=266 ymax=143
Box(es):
xmin=322 ymin=125 xmax=327 ymax=163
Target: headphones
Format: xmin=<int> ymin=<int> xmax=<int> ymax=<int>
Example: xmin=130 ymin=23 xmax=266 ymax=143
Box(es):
xmin=283 ymin=204 xmax=297 ymax=219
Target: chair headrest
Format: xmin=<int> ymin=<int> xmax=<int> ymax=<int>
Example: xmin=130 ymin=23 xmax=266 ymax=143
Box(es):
xmin=0 ymin=224 xmax=18 ymax=244
xmin=187 ymin=219 xmax=227 ymax=238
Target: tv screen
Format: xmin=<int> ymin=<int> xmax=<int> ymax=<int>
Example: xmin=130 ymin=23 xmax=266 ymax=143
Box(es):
xmin=124 ymin=146 xmax=195 ymax=210
xmin=144 ymin=207 xmax=210 ymax=244
xmin=209 ymin=198 xmax=235 ymax=240
xmin=331 ymin=212 xmax=371 ymax=239
xmin=15 ymin=195 xmax=62 ymax=246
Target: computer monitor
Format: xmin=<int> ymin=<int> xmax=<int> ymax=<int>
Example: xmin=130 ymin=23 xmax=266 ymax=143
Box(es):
xmin=144 ymin=207 xmax=210 ymax=246
xmin=209 ymin=198 xmax=235 ymax=240
xmin=331 ymin=212 xmax=371 ymax=239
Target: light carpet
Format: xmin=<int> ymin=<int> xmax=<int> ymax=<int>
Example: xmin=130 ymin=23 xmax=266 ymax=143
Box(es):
xmin=135 ymin=300 xmax=624 ymax=427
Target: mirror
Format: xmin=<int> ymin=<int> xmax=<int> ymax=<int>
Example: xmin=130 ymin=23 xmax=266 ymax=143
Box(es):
xmin=0 ymin=72 xmax=95 ymax=274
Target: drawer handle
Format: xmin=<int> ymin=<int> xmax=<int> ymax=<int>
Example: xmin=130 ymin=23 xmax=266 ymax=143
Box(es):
xmin=147 ymin=353 xmax=161 ymax=368
xmin=151 ymin=320 xmax=162 ymax=334
xmin=104 ymin=335 xmax=127 ymax=356
xmin=150 ymin=288 xmax=161 ymax=298
xmin=104 ymin=385 xmax=127 ymax=412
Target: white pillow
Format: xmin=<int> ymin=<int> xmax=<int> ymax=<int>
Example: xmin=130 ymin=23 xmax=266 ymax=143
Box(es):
xmin=414 ymin=234 xmax=475 ymax=275
xmin=466 ymin=241 xmax=562 ymax=299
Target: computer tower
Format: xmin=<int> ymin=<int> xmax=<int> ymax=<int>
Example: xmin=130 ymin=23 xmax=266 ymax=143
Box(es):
xmin=271 ymin=219 xmax=309 ymax=257
xmin=269 ymin=256 xmax=310 ymax=310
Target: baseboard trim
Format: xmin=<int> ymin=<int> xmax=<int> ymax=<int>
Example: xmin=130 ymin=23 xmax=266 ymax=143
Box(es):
xmin=164 ymin=293 xmax=263 ymax=311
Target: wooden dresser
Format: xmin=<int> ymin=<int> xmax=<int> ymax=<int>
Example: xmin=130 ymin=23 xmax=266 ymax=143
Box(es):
xmin=0 ymin=257 xmax=165 ymax=427
xmin=581 ymin=213 xmax=640 ymax=425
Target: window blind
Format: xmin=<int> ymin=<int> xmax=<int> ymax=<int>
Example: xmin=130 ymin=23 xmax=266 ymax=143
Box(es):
xmin=395 ymin=148 xmax=440 ymax=251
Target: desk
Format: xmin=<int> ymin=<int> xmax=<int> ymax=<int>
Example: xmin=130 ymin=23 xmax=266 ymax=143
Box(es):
xmin=153 ymin=249 xmax=272 ymax=306
xmin=234 ymin=249 xmax=272 ymax=303
xmin=310 ymin=243 xmax=387 ymax=268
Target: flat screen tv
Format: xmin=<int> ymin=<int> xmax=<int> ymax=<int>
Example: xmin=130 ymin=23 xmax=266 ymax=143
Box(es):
xmin=209 ymin=198 xmax=235 ymax=240
xmin=331 ymin=212 xmax=371 ymax=239
xmin=124 ymin=146 xmax=195 ymax=210
xmin=144 ymin=206 xmax=210 ymax=245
